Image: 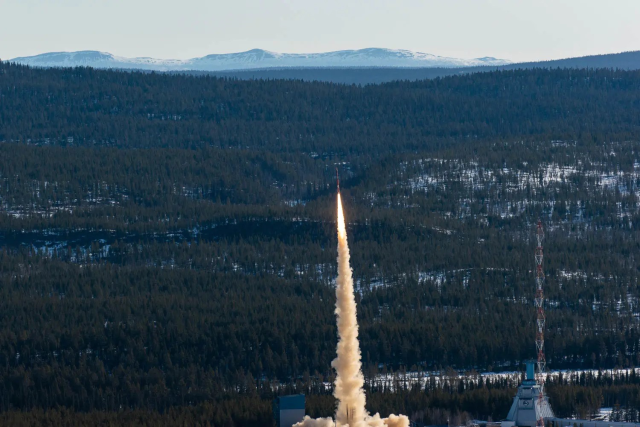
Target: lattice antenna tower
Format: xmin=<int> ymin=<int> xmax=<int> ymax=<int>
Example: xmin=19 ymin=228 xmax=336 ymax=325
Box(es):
xmin=535 ymin=220 xmax=546 ymax=427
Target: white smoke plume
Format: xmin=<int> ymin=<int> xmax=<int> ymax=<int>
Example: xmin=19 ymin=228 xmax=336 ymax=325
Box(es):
xmin=294 ymin=193 xmax=409 ymax=427
xmin=332 ymin=192 xmax=367 ymax=426
xmin=295 ymin=416 xmax=336 ymax=427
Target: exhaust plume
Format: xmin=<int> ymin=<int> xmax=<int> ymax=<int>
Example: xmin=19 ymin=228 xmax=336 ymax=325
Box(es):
xmin=332 ymin=192 xmax=367 ymax=425
xmin=294 ymin=193 xmax=409 ymax=427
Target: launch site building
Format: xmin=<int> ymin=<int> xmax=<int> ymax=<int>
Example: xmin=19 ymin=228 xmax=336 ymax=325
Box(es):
xmin=273 ymin=394 xmax=305 ymax=427
xmin=502 ymin=362 xmax=640 ymax=427
xmin=503 ymin=361 xmax=554 ymax=427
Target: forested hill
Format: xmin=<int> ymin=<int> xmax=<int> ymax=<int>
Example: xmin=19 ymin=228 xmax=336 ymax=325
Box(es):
xmin=501 ymin=50 xmax=640 ymax=71
xmin=3 ymin=63 xmax=640 ymax=424
xmin=2 ymin=62 xmax=640 ymax=154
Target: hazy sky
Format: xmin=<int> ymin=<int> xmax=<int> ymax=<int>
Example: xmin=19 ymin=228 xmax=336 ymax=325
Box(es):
xmin=2 ymin=0 xmax=639 ymax=62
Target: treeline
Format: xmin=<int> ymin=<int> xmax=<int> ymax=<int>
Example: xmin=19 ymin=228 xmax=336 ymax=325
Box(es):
xmin=3 ymin=376 xmax=640 ymax=426
xmin=0 ymin=253 xmax=638 ymax=414
xmin=0 ymin=144 xmax=323 ymax=206
xmin=2 ymin=62 xmax=640 ymax=154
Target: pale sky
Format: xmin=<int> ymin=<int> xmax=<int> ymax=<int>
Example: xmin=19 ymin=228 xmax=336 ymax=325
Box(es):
xmin=2 ymin=0 xmax=639 ymax=63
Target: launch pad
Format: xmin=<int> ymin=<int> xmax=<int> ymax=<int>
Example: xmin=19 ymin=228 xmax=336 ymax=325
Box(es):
xmin=502 ymin=361 xmax=554 ymax=427
xmin=502 ymin=361 xmax=640 ymax=427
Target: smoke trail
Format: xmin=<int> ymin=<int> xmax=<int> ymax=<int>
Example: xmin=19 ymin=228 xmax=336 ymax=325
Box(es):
xmin=294 ymin=193 xmax=409 ymax=427
xmin=332 ymin=192 xmax=367 ymax=426
xmin=295 ymin=417 xmax=336 ymax=427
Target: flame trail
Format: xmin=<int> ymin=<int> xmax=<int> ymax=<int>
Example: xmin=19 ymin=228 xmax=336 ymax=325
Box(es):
xmin=294 ymin=193 xmax=409 ymax=427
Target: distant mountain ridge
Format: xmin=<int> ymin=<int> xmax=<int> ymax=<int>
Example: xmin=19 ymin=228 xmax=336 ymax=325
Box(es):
xmin=197 ymin=50 xmax=640 ymax=84
xmin=9 ymin=48 xmax=511 ymax=71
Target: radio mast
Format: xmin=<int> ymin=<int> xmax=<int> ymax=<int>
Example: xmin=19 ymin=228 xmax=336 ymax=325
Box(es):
xmin=534 ymin=220 xmax=546 ymax=427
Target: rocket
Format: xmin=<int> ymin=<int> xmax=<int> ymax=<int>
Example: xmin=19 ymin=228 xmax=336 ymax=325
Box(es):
xmin=336 ymin=167 xmax=340 ymax=192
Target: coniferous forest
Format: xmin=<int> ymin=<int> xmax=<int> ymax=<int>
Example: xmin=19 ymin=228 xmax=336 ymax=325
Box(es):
xmin=2 ymin=61 xmax=640 ymax=425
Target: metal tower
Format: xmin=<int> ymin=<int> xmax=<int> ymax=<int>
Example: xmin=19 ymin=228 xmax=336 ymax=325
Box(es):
xmin=502 ymin=221 xmax=555 ymax=427
xmin=534 ymin=220 xmax=546 ymax=427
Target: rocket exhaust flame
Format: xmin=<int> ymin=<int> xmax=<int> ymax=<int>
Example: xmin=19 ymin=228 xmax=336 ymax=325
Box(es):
xmin=294 ymin=193 xmax=409 ymax=427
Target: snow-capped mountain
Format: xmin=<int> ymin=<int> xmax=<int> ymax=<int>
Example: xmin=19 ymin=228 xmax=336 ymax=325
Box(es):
xmin=9 ymin=48 xmax=511 ymax=71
